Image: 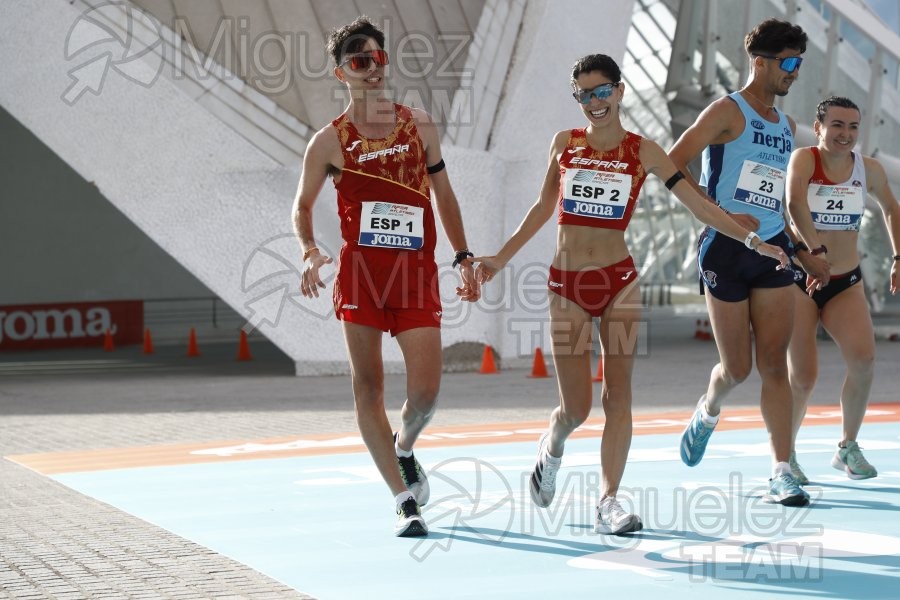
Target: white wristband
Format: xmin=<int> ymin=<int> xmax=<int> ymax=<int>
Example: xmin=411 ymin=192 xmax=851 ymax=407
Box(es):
xmin=744 ymin=231 xmax=761 ymax=250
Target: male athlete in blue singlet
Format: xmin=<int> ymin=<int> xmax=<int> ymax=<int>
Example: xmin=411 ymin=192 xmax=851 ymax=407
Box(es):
xmin=668 ymin=19 xmax=825 ymax=506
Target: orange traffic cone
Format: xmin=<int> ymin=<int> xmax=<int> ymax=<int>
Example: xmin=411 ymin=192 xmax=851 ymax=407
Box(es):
xmin=142 ymin=328 xmax=155 ymax=354
xmin=103 ymin=329 xmax=114 ymax=352
xmin=187 ymin=328 xmax=200 ymax=357
xmin=592 ymin=355 xmax=604 ymax=382
xmin=693 ymin=319 xmax=712 ymax=341
xmin=528 ymin=347 xmax=550 ymax=378
xmin=236 ymin=329 xmax=253 ymax=361
xmin=479 ymin=345 xmax=498 ymax=374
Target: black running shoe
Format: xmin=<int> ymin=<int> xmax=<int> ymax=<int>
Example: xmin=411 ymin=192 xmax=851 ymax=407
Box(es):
xmin=395 ymin=433 xmax=430 ymax=505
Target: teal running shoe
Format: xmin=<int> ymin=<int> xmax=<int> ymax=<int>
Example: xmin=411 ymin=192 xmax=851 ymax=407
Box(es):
xmin=680 ymin=396 xmax=717 ymax=467
xmin=831 ymin=441 xmax=877 ymax=480
xmin=764 ymin=472 xmax=810 ymax=506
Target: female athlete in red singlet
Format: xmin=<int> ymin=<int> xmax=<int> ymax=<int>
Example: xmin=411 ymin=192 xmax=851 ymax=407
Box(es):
xmin=291 ymin=17 xmax=478 ymax=538
xmin=475 ymin=54 xmax=787 ymax=535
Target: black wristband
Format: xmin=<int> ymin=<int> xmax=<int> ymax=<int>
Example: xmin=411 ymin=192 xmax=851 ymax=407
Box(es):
xmin=452 ymin=249 xmax=473 ymax=268
xmin=894 ymin=254 xmax=900 ymax=261
xmin=794 ymin=241 xmax=809 ymax=253
xmin=427 ymin=159 xmax=446 ymax=174
xmin=664 ymin=171 xmax=685 ymax=190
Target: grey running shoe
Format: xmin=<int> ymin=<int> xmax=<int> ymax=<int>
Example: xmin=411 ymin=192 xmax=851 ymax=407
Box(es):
xmin=789 ymin=451 xmax=810 ymax=486
xmin=529 ymin=433 xmax=562 ymax=508
xmin=394 ymin=497 xmax=428 ymax=537
xmin=594 ymin=497 xmax=643 ymax=535
xmin=395 ymin=433 xmax=430 ymax=506
xmin=764 ymin=472 xmax=810 ymax=506
xmin=831 ymin=441 xmax=877 ymax=480
xmin=680 ymin=396 xmax=717 ymax=467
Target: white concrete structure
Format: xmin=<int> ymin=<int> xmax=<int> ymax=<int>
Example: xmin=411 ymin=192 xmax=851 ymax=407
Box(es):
xmin=0 ymin=0 xmax=634 ymax=374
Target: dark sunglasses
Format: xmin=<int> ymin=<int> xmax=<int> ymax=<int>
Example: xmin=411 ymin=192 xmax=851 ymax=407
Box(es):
xmin=753 ymin=54 xmax=803 ymax=73
xmin=572 ymin=82 xmax=619 ymax=105
xmin=340 ymin=50 xmax=389 ymax=72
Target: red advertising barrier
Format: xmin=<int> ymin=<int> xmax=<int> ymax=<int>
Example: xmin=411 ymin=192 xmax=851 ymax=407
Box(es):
xmin=0 ymin=300 xmax=144 ymax=351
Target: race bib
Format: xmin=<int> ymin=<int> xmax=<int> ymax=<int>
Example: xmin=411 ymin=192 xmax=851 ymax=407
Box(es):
xmin=734 ymin=160 xmax=785 ymax=213
xmin=358 ymin=201 xmax=424 ymax=250
xmin=561 ymin=169 xmax=632 ymax=219
xmin=807 ymin=183 xmax=864 ymax=230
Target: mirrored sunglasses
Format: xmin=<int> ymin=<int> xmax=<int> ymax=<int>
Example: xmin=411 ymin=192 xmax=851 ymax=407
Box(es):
xmin=572 ymin=82 xmax=618 ymax=105
xmin=753 ymin=54 xmax=803 ymax=73
xmin=340 ymin=49 xmax=389 ymax=72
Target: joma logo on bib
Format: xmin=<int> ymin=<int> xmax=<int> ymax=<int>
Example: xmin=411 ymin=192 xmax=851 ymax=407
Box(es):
xmin=814 ymin=213 xmax=853 ymax=225
xmin=369 ymin=234 xmax=413 ymax=247
xmin=570 ymin=202 xmax=616 ymax=216
xmin=744 ymin=193 xmax=779 ymax=210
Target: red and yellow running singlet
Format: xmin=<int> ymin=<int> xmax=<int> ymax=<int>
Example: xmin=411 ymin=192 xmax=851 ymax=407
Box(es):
xmin=557 ymin=129 xmax=647 ymax=231
xmin=332 ymin=104 xmax=436 ymax=255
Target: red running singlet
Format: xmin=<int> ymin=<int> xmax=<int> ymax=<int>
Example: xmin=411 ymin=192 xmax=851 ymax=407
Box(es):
xmin=332 ymin=104 xmax=436 ymax=254
xmin=557 ymin=129 xmax=647 ymax=231
xmin=330 ymin=104 xmax=442 ymax=336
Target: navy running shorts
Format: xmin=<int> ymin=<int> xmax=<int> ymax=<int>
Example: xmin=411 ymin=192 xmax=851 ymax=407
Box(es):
xmin=697 ymin=228 xmax=795 ymax=302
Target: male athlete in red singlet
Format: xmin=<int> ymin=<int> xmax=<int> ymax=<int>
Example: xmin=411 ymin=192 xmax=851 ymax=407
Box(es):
xmin=291 ymin=17 xmax=478 ymax=537
xmin=475 ymin=54 xmax=786 ymax=535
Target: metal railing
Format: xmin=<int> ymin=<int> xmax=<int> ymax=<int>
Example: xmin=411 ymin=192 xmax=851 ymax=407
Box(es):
xmin=144 ymin=297 xmax=248 ymax=343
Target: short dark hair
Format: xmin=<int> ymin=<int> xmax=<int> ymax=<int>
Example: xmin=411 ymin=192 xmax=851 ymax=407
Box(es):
xmin=745 ymin=18 xmax=807 ymax=56
xmin=570 ymin=54 xmax=622 ymax=89
xmin=326 ymin=16 xmax=385 ymax=66
xmin=816 ymin=96 xmax=860 ymax=122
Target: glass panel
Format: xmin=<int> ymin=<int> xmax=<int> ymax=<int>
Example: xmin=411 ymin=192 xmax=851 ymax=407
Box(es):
xmin=840 ymin=18 xmax=876 ymax=62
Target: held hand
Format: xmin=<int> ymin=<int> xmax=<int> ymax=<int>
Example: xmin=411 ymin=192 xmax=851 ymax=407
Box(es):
xmin=456 ymin=260 xmax=481 ymax=302
xmin=805 ymin=275 xmax=826 ymax=297
xmin=795 ymin=252 xmax=831 ymax=288
xmin=473 ymin=256 xmax=505 ymax=284
xmin=729 ymin=213 xmax=760 ymax=231
xmin=300 ymin=253 xmax=333 ymax=298
xmin=754 ymin=242 xmax=789 ymax=270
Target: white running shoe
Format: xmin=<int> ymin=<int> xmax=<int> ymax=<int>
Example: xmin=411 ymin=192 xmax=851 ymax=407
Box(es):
xmin=594 ymin=496 xmax=643 ymax=535
xmin=529 ymin=433 xmax=562 ymax=508
xmin=394 ymin=497 xmax=428 ymax=537
xmin=789 ymin=451 xmax=810 ymax=486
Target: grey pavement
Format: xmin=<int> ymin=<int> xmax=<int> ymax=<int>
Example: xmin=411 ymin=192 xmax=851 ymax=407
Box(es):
xmin=2 ymin=309 xmax=900 ymax=599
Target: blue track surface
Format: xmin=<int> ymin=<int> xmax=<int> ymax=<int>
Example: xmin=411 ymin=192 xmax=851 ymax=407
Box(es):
xmin=54 ymin=423 xmax=900 ymax=599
